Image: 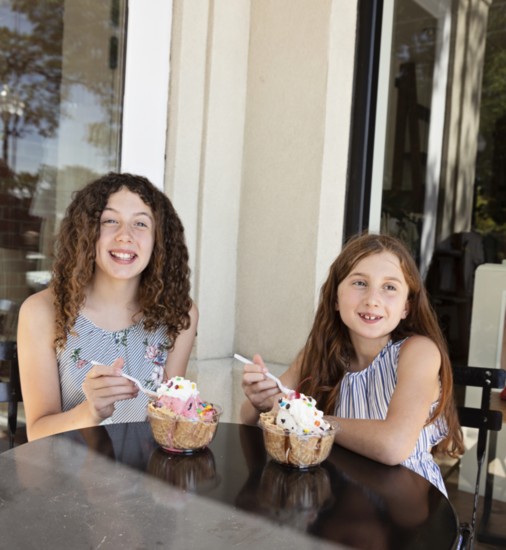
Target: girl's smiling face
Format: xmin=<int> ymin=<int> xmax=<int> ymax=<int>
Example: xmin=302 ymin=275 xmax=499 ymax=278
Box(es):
xmin=336 ymin=251 xmax=410 ymax=346
xmin=95 ymin=187 xmax=155 ymax=282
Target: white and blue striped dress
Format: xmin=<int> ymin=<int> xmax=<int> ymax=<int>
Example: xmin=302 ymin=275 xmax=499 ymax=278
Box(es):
xmin=334 ymin=338 xmax=448 ymax=495
xmin=57 ymin=314 xmax=169 ymax=425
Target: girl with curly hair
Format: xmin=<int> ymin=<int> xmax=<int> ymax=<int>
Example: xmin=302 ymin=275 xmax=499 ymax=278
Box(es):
xmin=18 ymin=172 xmax=198 ymax=440
xmin=241 ymin=232 xmax=463 ymax=495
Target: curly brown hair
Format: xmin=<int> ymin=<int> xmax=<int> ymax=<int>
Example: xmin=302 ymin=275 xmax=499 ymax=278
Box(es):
xmin=50 ymin=172 xmax=192 ymax=350
xmin=298 ymin=232 xmax=464 ymax=457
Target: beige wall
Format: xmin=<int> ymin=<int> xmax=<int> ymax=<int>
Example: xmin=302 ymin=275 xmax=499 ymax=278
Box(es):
xmin=236 ymin=0 xmax=355 ymax=363
xmin=166 ymin=0 xmax=357 ymax=365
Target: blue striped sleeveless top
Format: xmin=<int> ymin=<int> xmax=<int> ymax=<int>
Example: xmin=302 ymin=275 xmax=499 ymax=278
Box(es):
xmin=57 ymin=314 xmax=169 ymax=425
xmin=334 ymin=338 xmax=448 ymax=496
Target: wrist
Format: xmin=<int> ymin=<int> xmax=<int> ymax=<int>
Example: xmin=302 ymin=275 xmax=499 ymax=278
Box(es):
xmin=81 ymin=400 xmax=104 ymax=425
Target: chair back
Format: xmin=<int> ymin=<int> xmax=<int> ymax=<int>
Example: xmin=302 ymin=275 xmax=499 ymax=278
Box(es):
xmin=0 ymin=341 xmax=22 ymax=449
xmin=452 ymin=365 xmax=506 ymax=550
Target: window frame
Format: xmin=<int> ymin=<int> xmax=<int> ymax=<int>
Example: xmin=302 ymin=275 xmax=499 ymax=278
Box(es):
xmin=120 ymin=0 xmax=173 ymax=189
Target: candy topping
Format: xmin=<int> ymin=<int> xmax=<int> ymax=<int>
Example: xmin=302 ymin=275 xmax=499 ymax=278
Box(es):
xmin=275 ymin=391 xmax=330 ymax=435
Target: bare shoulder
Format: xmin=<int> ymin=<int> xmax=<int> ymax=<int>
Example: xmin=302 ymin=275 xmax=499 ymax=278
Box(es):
xmin=188 ymin=302 xmax=199 ymax=323
xmin=398 ymin=335 xmax=441 ymax=375
xmin=19 ymin=288 xmax=55 ymax=326
xmin=18 ymin=289 xmax=57 ymax=377
xmin=400 ymin=334 xmax=439 ymax=354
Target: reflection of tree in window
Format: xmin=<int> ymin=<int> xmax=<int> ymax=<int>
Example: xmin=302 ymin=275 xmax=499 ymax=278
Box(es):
xmin=474 ymin=3 xmax=506 ymax=261
xmin=63 ymin=0 xmax=125 ymax=162
xmin=0 ymin=1 xmax=63 ymax=253
xmin=1 ymin=0 xmax=125 ymax=255
xmin=1 ymin=0 xmax=125 ymax=179
xmin=0 ymin=0 xmax=64 ymax=173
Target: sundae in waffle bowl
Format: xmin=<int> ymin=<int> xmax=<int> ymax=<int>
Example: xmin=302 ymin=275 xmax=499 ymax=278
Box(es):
xmin=147 ymin=376 xmax=222 ymax=453
xmin=259 ymin=389 xmax=335 ymax=468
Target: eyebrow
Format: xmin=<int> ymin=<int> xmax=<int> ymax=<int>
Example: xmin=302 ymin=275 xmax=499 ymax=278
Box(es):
xmin=349 ymin=271 xmax=404 ymax=284
xmin=102 ymin=207 xmax=153 ymax=220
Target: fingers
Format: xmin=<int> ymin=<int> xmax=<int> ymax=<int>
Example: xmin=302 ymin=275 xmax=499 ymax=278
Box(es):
xmin=85 ymin=379 xmax=138 ymax=398
xmin=241 ymin=353 xmax=280 ymax=412
xmin=84 ymin=373 xmax=138 ymax=398
xmin=242 ymin=354 xmax=267 ymax=381
xmin=241 ymin=354 xmax=274 ymax=387
xmin=88 ymin=357 xmax=125 ymax=378
xmin=83 ymin=358 xmax=138 ymax=421
xmin=111 ymin=356 xmax=125 ymax=371
xmin=242 ymin=368 xmax=273 ymax=388
xmin=252 ymin=354 xmax=266 ymax=369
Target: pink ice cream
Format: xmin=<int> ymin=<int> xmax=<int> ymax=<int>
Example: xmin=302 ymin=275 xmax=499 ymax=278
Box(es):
xmin=153 ymin=376 xmax=216 ymax=420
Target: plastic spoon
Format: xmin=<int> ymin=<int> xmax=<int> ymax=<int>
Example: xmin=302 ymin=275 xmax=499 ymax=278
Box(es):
xmin=91 ymin=361 xmax=158 ymax=398
xmin=233 ymin=353 xmax=292 ymax=395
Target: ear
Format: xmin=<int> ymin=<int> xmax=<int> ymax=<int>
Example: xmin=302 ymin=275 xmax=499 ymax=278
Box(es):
xmin=401 ymin=301 xmax=410 ymax=319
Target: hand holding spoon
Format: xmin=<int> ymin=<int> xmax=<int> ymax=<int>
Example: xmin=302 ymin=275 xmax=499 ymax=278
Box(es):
xmin=91 ymin=361 xmax=158 ymax=398
xmin=234 ymin=353 xmax=292 ymax=395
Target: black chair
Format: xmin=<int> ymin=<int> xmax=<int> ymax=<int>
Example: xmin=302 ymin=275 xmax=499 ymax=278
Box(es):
xmin=452 ymin=365 xmax=506 ymax=550
xmin=0 ymin=341 xmax=22 ymax=449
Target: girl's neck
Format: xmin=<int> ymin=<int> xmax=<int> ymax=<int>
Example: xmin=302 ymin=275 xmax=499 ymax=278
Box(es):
xmin=348 ymin=335 xmax=391 ymax=372
xmin=82 ymin=275 xmax=142 ymax=331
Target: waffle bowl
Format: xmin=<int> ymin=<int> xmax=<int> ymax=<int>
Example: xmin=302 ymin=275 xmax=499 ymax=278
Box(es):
xmin=259 ymin=411 xmax=335 ymax=468
xmin=147 ymin=401 xmax=222 ymax=454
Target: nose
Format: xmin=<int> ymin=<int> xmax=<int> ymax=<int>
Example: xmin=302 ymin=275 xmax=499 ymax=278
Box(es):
xmin=364 ymin=287 xmax=381 ymax=307
xmin=115 ymin=223 xmax=134 ymax=243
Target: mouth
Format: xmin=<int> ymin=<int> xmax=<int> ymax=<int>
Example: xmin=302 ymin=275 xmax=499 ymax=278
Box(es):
xmin=359 ymin=313 xmax=382 ymax=321
xmin=109 ymin=250 xmax=137 ymax=262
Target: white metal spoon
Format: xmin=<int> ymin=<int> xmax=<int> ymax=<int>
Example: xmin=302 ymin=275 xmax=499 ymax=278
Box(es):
xmin=233 ymin=353 xmax=292 ymax=395
xmin=91 ymin=361 xmax=158 ymax=398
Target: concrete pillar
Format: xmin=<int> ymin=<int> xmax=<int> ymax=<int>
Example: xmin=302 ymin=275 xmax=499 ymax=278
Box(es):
xmin=166 ymin=0 xmax=357 ymax=365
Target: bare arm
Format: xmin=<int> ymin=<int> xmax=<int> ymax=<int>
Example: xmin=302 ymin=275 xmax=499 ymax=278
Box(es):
xmin=163 ymin=302 xmax=198 ymax=378
xmin=333 ymin=335 xmax=441 ymax=465
xmin=240 ymin=354 xmax=301 ymax=425
xmin=17 ymin=290 xmax=138 ymax=441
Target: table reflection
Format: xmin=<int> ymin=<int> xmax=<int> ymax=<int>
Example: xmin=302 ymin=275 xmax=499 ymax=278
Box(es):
xmin=242 ymin=461 xmax=334 ymax=528
xmin=148 ymin=447 xmax=219 ymax=492
xmin=235 ymin=423 xmax=443 ymax=549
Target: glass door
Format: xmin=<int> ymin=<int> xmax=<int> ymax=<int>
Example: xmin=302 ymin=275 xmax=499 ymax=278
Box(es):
xmin=369 ymin=0 xmax=451 ymax=275
xmin=474 ymin=0 xmax=506 ymax=264
xmin=370 ymin=0 xmax=506 ymax=365
xmin=0 ymin=0 xmax=127 ymax=337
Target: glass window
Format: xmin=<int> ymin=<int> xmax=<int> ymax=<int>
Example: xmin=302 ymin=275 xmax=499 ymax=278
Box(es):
xmin=474 ymin=0 xmax=506 ymax=263
xmin=374 ymin=0 xmax=450 ymax=271
xmin=0 ymin=0 xmax=127 ymax=340
xmin=371 ymin=0 xmax=506 ymax=364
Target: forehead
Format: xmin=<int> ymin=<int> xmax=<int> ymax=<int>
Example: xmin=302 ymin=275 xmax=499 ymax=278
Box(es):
xmin=104 ymin=188 xmax=153 ymax=214
xmin=349 ymin=251 xmax=405 ymax=279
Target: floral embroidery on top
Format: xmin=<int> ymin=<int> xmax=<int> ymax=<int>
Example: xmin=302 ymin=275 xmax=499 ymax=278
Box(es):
xmin=143 ymin=338 xmax=169 ymax=389
xmin=70 ymin=348 xmax=87 ymax=369
xmin=114 ymin=329 xmax=129 ymax=347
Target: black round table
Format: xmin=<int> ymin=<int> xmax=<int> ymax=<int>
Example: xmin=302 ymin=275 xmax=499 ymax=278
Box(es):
xmin=0 ymin=422 xmax=458 ymax=549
